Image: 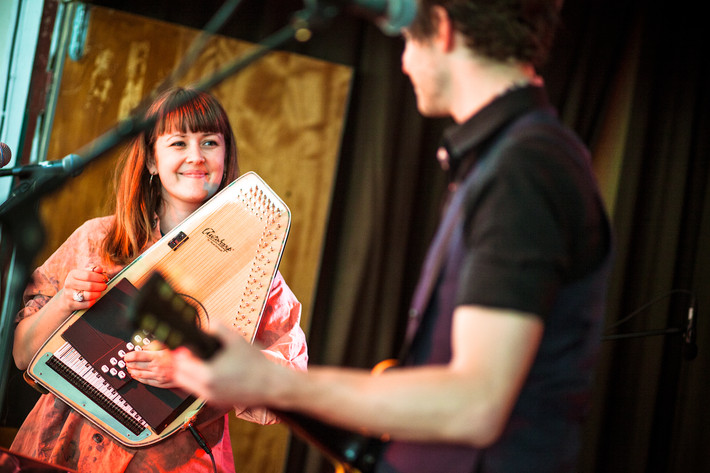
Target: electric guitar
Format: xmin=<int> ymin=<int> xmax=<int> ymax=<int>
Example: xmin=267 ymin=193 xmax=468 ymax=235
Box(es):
xmin=128 ymin=271 xmax=386 ymax=473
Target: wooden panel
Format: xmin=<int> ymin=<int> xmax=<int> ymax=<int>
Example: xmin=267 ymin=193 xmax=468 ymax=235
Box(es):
xmin=37 ymin=5 xmax=352 ymax=471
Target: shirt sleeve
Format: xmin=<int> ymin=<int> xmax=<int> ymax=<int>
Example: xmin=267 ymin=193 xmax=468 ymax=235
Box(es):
xmin=234 ymin=271 xmax=308 ymax=424
xmin=16 ymin=218 xmax=112 ymax=324
xmin=456 ymin=133 xmax=584 ymax=318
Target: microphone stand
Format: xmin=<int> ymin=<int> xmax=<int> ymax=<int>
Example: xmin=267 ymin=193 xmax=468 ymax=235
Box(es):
xmin=0 ymin=3 xmax=341 ymax=412
xmin=0 ymin=154 xmax=83 ymax=178
xmin=601 ymin=327 xmax=683 ymax=341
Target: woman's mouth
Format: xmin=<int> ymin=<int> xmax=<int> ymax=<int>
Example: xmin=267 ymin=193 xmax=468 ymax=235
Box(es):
xmin=180 ymin=171 xmax=208 ymax=178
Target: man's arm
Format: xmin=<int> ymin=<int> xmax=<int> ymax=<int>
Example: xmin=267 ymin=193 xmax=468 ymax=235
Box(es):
xmin=172 ymin=305 xmax=543 ymax=447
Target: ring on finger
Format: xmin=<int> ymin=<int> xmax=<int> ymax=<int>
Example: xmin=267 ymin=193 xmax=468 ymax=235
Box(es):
xmin=72 ymin=290 xmax=85 ymax=302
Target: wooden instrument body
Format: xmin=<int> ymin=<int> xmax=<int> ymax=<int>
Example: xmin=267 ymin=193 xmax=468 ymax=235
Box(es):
xmin=26 ymin=172 xmax=290 ymax=447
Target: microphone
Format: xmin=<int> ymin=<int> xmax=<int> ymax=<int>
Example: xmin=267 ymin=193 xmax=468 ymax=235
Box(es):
xmin=683 ymin=299 xmax=698 ymax=360
xmin=0 ymin=142 xmax=11 ymax=168
xmin=305 ymin=0 xmax=417 ymax=35
xmin=0 ymin=154 xmax=83 ymax=178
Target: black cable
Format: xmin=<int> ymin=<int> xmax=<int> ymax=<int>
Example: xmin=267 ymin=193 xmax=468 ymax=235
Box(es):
xmin=604 ymin=289 xmax=694 ymax=331
xmin=601 ymin=289 xmax=697 ymax=357
xmin=188 ymin=422 xmax=217 ymax=473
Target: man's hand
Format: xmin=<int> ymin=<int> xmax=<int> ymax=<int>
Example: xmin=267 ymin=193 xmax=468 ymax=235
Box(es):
xmin=171 ymin=323 xmax=282 ymax=406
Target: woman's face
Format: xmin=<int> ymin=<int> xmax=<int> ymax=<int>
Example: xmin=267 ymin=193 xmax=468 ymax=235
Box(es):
xmin=150 ymin=129 xmax=226 ymax=212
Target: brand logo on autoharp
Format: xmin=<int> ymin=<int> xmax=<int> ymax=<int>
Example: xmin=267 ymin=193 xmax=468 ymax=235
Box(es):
xmin=202 ymin=228 xmax=234 ymax=252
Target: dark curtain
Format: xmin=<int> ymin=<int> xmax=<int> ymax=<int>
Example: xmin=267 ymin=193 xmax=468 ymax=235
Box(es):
xmin=568 ymin=2 xmax=710 ymax=473
xmin=291 ymin=2 xmax=710 ymax=472
xmin=34 ymin=1 xmax=710 ymax=472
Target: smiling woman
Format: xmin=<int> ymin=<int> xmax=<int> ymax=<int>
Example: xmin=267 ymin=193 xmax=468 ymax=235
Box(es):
xmin=9 ymin=87 xmax=309 ymax=473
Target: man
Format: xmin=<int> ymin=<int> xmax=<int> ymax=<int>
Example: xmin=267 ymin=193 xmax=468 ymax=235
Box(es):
xmin=172 ymin=1 xmax=612 ymax=472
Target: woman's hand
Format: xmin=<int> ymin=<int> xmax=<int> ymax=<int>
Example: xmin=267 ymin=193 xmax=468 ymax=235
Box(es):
xmin=13 ymin=265 xmax=110 ymax=370
xmin=59 ymin=265 xmax=110 ymax=312
xmin=124 ymin=341 xmax=178 ymax=389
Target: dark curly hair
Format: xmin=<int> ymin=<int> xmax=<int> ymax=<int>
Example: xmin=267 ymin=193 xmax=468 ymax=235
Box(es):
xmin=408 ymin=0 xmax=561 ymax=67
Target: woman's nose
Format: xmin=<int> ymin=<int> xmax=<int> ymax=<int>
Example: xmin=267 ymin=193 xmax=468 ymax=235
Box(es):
xmin=185 ymin=143 xmax=205 ymax=163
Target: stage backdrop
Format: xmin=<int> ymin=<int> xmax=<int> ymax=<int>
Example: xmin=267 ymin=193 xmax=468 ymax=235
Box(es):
xmin=33 ymin=5 xmax=351 ymax=472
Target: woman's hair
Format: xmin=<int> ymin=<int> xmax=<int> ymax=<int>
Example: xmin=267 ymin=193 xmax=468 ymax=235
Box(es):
xmin=408 ymin=0 xmax=561 ymax=67
xmin=101 ymin=87 xmax=240 ymax=265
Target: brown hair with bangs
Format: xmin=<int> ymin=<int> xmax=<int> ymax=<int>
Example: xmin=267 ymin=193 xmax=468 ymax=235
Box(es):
xmin=101 ymin=87 xmax=240 ymax=265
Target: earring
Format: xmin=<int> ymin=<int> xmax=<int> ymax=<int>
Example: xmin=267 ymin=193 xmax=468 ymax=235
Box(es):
xmin=149 ymin=173 xmax=155 ymax=186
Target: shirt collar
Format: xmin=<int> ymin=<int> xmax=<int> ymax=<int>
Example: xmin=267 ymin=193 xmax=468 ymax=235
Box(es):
xmin=438 ymin=85 xmax=552 ymax=180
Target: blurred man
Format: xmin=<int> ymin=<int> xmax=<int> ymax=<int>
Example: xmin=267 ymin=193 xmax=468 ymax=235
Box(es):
xmin=172 ymin=1 xmax=612 ymax=472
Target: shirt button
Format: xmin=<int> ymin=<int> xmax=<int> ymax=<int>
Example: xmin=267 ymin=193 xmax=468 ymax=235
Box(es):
xmin=92 ymin=433 xmax=103 ymax=443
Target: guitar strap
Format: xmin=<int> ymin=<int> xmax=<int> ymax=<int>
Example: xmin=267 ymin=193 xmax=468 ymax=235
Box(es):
xmin=398 ymin=112 xmax=536 ymax=363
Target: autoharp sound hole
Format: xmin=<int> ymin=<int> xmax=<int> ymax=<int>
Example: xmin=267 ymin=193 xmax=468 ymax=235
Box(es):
xmin=176 ymin=293 xmax=209 ymax=330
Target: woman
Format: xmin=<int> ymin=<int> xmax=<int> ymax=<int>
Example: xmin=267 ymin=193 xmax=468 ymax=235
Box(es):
xmin=10 ymin=87 xmax=308 ymax=472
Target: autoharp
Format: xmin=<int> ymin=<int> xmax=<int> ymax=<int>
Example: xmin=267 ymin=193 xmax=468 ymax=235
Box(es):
xmin=26 ymin=172 xmax=290 ymax=447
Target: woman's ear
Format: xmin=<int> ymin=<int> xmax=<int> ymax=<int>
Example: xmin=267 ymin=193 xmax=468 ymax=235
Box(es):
xmin=146 ymin=160 xmax=157 ymax=175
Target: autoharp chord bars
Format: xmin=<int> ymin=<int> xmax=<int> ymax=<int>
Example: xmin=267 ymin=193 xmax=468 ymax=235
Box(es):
xmin=49 ymin=342 xmax=148 ymax=435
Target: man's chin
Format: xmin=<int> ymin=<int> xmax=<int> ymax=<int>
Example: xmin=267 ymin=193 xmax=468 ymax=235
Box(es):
xmin=417 ymin=103 xmax=449 ymax=118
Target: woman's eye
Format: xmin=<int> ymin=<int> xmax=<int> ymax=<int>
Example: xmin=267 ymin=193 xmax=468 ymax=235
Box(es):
xmin=202 ymin=140 xmax=218 ymax=147
xmin=170 ymin=141 xmax=186 ymax=147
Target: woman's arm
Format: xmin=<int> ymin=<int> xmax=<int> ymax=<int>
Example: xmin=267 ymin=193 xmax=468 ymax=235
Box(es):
xmin=14 ymin=266 xmax=109 ymax=370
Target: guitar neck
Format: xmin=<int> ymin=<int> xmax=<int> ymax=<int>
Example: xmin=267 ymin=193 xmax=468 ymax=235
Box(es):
xmin=128 ymin=271 xmax=384 ymax=472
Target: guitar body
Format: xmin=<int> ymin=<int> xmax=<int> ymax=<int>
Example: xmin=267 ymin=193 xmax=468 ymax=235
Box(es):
xmin=26 ymin=172 xmax=290 ymax=447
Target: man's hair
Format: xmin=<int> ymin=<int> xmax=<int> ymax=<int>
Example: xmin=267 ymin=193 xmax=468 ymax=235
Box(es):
xmin=408 ymin=0 xmax=561 ymax=67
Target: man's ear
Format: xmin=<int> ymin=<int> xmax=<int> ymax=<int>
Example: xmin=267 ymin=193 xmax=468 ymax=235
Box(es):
xmin=431 ymin=5 xmax=454 ymax=52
